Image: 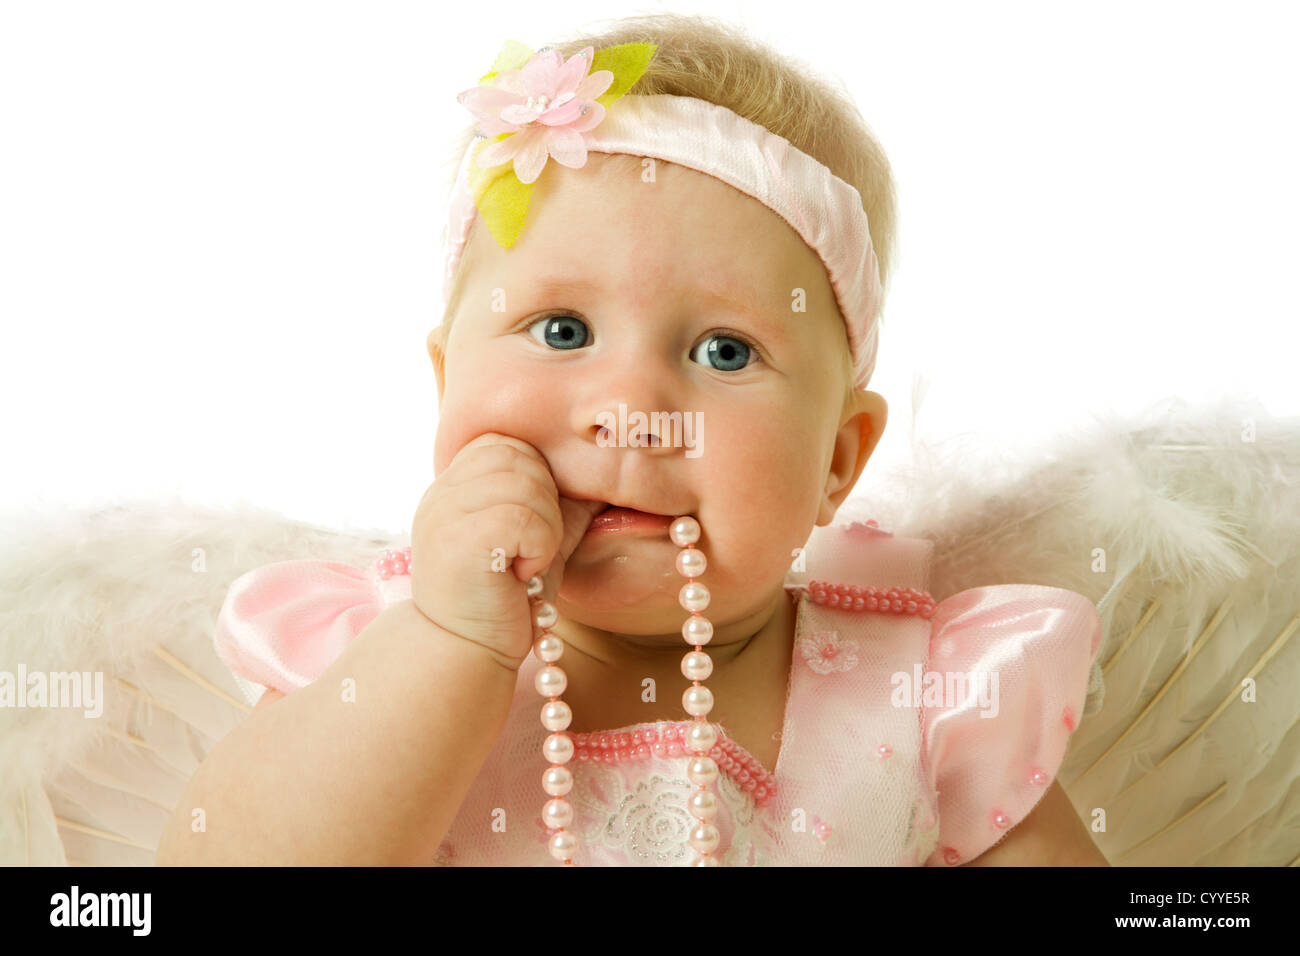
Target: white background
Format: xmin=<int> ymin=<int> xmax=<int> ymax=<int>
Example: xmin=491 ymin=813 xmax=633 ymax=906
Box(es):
xmin=3 ymin=1 xmax=1297 ymax=533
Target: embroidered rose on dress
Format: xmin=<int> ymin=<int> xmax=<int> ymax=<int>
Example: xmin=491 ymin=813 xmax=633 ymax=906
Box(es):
xmin=798 ymin=629 xmax=860 ymax=674
xmin=604 ymin=774 xmax=698 ymax=867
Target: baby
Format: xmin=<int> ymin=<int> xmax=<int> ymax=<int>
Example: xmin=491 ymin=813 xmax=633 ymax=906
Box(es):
xmin=157 ymin=14 xmax=1105 ymax=867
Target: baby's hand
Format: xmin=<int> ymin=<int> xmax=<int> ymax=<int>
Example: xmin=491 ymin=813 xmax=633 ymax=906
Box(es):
xmin=409 ymin=433 xmax=607 ymax=670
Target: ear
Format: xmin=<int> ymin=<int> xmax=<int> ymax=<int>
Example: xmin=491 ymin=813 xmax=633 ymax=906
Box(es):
xmin=817 ymin=389 xmax=888 ymax=526
xmin=427 ymin=325 xmax=448 ymax=405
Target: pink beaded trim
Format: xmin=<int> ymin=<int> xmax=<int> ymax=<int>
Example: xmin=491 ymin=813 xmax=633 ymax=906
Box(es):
xmin=570 ymin=721 xmax=779 ymax=809
xmin=803 ymin=581 xmax=936 ymax=619
xmin=375 ymin=547 xmax=412 ymax=579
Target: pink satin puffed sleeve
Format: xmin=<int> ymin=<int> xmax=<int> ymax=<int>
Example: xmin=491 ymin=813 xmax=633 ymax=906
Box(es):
xmin=213 ymin=558 xmax=412 ymax=694
xmin=920 ymin=584 xmax=1102 ymax=866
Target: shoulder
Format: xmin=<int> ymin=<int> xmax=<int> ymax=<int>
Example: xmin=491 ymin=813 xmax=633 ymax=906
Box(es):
xmin=963 ymin=781 xmax=1109 ymax=866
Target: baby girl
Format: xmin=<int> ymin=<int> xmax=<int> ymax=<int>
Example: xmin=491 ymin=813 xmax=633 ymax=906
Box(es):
xmin=157 ymin=14 xmax=1105 ymax=866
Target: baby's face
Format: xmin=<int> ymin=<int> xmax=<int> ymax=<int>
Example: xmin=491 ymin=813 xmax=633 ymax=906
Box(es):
xmin=430 ymin=153 xmax=885 ymax=637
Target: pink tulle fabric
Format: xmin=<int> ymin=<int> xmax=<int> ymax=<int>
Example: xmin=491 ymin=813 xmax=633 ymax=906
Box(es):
xmin=213 ymin=521 xmax=1101 ymax=866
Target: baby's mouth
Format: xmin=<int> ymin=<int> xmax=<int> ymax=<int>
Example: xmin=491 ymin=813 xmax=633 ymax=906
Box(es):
xmin=586 ymin=502 xmax=676 ymax=536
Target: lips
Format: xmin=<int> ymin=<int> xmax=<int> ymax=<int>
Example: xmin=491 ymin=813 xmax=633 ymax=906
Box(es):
xmin=597 ymin=501 xmax=674 ymax=518
xmin=587 ymin=506 xmax=675 ymax=535
xmin=569 ymin=495 xmax=674 ymax=519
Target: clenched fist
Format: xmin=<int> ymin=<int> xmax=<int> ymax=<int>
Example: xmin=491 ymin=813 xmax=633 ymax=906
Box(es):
xmin=409 ymin=433 xmax=607 ymax=669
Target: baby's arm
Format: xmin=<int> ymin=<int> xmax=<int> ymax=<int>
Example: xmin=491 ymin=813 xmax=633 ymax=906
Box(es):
xmin=155 ymin=598 xmax=517 ymax=866
xmin=962 ymin=781 xmax=1108 ymax=866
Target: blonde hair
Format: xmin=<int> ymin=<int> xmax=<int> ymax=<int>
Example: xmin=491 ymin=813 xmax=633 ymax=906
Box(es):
xmin=435 ymin=13 xmax=898 ymax=400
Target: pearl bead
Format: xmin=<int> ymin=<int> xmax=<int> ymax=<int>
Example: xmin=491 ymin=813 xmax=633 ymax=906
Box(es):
xmin=543 ymin=797 xmax=574 ymax=829
xmin=689 ymin=822 xmax=720 ymax=853
xmin=682 ymin=614 xmax=713 ymax=645
xmin=533 ymin=632 xmax=563 ymax=663
xmin=685 ymin=720 xmax=717 ymax=754
xmin=682 ymin=684 xmax=714 ymax=716
xmin=542 ymin=765 xmax=573 ymax=796
xmin=533 ymin=600 xmax=557 ymax=630
xmin=548 ymin=831 xmax=577 ymax=862
xmin=681 ymin=650 xmax=713 ymax=681
xmin=687 ymin=755 xmax=719 ymax=787
xmin=1030 ymin=768 xmax=1049 ymax=786
xmin=534 ymin=664 xmax=567 ymax=698
xmin=876 ymin=744 xmax=892 ymax=760
xmin=942 ymin=847 xmax=960 ymax=865
xmin=526 ymin=575 xmax=544 ymax=598
xmin=692 ymin=855 xmax=720 ymax=867
xmin=679 ymin=580 xmax=710 ymax=612
xmin=543 ymin=733 xmax=574 ymax=764
xmin=676 ymin=548 xmax=706 ymax=577
xmin=669 ymin=516 xmax=700 ymax=547
xmin=992 ymin=810 xmax=1010 ymax=829
xmin=688 ymin=788 xmax=718 ymax=822
xmin=540 ymin=699 xmax=571 ymax=731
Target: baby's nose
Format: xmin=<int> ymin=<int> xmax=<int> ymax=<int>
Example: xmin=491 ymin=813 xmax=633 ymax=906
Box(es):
xmin=590 ymin=414 xmax=678 ymax=454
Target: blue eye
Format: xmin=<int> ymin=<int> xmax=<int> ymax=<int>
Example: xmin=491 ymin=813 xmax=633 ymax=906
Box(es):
xmin=528 ymin=314 xmax=589 ymax=350
xmin=691 ymin=333 xmax=754 ymax=372
xmin=525 ymin=315 xmax=759 ymax=372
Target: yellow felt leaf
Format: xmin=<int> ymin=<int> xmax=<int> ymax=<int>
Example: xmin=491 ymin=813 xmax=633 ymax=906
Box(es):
xmin=480 ymin=39 xmax=534 ymax=84
xmin=467 ymin=138 xmax=533 ymax=249
xmin=478 ymin=174 xmax=533 ymax=249
xmin=590 ymin=42 xmax=658 ymax=107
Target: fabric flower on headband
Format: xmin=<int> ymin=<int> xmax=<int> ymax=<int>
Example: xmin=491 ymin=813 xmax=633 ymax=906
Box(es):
xmin=455 ymin=39 xmax=657 ymax=248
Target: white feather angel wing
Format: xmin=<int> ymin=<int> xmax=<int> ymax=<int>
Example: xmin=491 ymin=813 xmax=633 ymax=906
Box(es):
xmin=2 ymin=394 xmax=1295 ymax=866
xmin=0 ymin=498 xmax=406 ymax=866
xmin=854 ymin=390 xmax=1300 ymax=866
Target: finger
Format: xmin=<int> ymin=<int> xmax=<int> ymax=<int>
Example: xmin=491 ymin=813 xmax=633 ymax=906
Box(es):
xmin=558 ymin=496 xmax=609 ymax=564
xmin=442 ymin=440 xmax=562 ymax=528
xmin=534 ymin=495 xmax=608 ymax=604
xmin=446 ymin=432 xmax=551 ymax=485
xmin=459 ymin=472 xmax=562 ymax=584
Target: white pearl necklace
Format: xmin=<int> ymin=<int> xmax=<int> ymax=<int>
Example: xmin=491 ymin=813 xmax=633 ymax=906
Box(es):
xmin=527 ymin=514 xmax=721 ymax=866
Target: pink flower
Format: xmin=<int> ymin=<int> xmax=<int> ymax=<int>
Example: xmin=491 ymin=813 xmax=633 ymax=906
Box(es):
xmin=799 ymin=630 xmax=860 ymax=675
xmin=457 ymin=46 xmax=614 ymax=185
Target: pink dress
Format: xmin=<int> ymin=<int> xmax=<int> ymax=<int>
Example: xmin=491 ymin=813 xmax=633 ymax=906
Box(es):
xmin=213 ymin=519 xmax=1102 ymax=866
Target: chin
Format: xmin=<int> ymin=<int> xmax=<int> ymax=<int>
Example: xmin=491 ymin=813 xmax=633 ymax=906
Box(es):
xmin=555 ymin=560 xmax=681 ymax=620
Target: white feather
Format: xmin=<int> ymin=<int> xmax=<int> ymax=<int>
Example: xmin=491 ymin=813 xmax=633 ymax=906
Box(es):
xmin=0 ymin=495 xmax=406 ymax=865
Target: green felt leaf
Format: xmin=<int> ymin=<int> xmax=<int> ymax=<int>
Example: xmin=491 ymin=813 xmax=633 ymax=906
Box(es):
xmin=591 ymin=42 xmax=658 ymax=107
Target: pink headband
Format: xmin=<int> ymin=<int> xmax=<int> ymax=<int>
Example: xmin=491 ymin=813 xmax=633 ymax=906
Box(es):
xmin=441 ymin=43 xmax=883 ymax=389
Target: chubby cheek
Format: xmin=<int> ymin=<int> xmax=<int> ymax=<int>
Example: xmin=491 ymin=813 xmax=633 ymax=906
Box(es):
xmin=433 ymin=347 xmax=570 ymax=475
xmin=697 ymin=401 xmax=823 ymax=588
